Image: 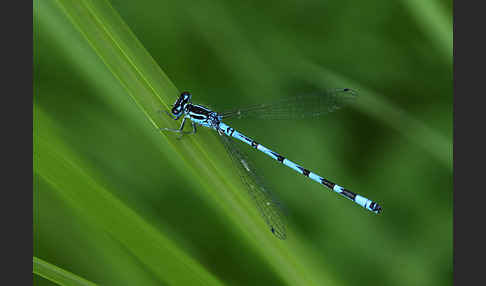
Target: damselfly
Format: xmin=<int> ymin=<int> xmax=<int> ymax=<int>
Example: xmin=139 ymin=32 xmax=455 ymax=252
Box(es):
xmin=161 ymin=89 xmax=382 ymax=239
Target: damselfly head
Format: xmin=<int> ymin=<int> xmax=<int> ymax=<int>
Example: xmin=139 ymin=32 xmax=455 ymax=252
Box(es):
xmin=171 ymin=91 xmax=192 ymax=119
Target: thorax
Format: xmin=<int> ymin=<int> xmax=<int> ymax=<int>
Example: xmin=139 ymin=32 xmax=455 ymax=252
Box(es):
xmin=186 ymin=104 xmax=221 ymax=128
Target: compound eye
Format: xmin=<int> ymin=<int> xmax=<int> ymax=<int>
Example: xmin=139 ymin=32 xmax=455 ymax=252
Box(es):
xmin=181 ymin=91 xmax=191 ymax=101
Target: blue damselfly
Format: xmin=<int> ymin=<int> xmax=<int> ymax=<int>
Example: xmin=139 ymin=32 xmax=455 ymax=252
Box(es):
xmin=161 ymin=89 xmax=382 ymax=239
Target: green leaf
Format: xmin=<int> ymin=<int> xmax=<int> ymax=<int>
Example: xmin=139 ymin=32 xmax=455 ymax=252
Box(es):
xmin=35 ymin=0 xmax=452 ymax=285
xmin=35 ymin=108 xmax=224 ymax=286
xmin=35 ymin=1 xmax=338 ymax=285
xmin=33 ymin=257 xmax=97 ymax=286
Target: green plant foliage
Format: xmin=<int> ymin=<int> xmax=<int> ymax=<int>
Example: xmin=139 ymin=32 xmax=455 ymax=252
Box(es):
xmin=34 ymin=257 xmax=97 ymax=286
xmin=34 ymin=0 xmax=452 ymax=285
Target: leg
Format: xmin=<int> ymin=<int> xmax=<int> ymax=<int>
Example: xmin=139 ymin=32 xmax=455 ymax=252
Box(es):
xmin=160 ymin=117 xmax=187 ymax=133
xmin=189 ymin=122 xmax=197 ymax=134
xmin=157 ymin=110 xmax=178 ymax=120
xmin=160 ymin=118 xmax=197 ymax=139
xmin=176 ymin=122 xmax=197 ymax=139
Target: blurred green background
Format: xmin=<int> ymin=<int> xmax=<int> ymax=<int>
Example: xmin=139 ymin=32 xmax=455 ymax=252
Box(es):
xmin=34 ymin=0 xmax=452 ymax=285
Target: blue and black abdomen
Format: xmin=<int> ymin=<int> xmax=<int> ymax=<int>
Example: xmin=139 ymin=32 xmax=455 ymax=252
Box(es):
xmin=218 ymin=122 xmax=382 ymax=214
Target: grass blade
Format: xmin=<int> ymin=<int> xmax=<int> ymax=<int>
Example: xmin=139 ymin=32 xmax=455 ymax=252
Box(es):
xmin=34 ymin=108 xmax=224 ymax=286
xmin=33 ymin=257 xmax=97 ymax=286
xmin=36 ymin=1 xmax=333 ymax=285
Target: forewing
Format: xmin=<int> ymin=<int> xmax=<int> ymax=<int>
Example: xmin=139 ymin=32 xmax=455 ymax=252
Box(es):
xmin=220 ymin=88 xmax=357 ymax=120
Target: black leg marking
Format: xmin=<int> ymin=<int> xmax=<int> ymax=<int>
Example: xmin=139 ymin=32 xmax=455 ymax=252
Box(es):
xmin=320 ymin=178 xmax=335 ymax=189
xmin=341 ymin=188 xmax=357 ymax=200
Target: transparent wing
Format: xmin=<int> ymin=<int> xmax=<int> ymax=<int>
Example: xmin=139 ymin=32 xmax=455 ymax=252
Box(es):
xmin=219 ymin=134 xmax=287 ymax=239
xmin=220 ymin=88 xmax=357 ymax=120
